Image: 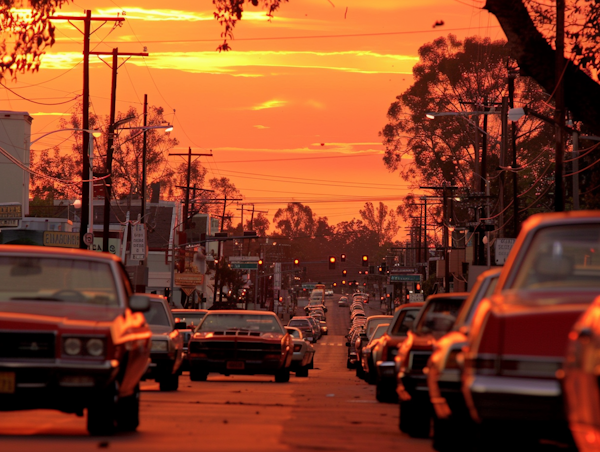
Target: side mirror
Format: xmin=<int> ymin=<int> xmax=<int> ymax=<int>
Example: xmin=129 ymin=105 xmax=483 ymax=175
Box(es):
xmin=129 ymin=294 xmax=150 ymax=312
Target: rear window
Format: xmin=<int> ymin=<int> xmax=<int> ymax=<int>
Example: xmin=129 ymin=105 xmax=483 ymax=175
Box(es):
xmin=418 ymin=298 xmax=465 ymax=336
xmin=199 ymin=313 xmax=284 ymax=333
xmin=511 ymin=224 xmax=600 ymax=295
xmin=143 ymin=300 xmax=171 ymax=326
xmin=289 ymin=319 xmax=309 ymax=327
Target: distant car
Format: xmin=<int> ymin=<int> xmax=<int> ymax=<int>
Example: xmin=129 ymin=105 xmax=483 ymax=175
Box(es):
xmin=395 ymin=293 xmax=468 ymax=437
xmin=288 ymin=317 xmax=316 ymax=343
xmin=306 ymin=316 xmax=322 ymax=340
xmin=319 ymin=319 xmax=328 ymax=335
xmin=171 ymin=308 xmax=208 ymax=371
xmin=0 ymin=245 xmax=152 ymax=436
xmin=355 ymin=315 xmax=393 ymax=379
xmin=325 ymin=289 xmax=334 ymax=297
xmin=285 ymin=327 xmax=316 ymax=377
xmin=346 ymin=327 xmax=364 ymax=369
xmin=188 ymin=310 xmax=293 ymax=382
xmin=338 ymin=296 xmax=349 ymax=307
xmin=463 ymin=211 xmax=600 ymax=448
xmin=373 ymin=303 xmax=423 ymax=402
xmin=361 ymin=323 xmax=390 ymax=383
xmin=143 ymin=295 xmax=184 ymax=391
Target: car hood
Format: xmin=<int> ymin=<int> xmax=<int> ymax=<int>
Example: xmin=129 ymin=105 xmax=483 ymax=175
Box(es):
xmin=0 ymin=301 xmax=123 ymax=328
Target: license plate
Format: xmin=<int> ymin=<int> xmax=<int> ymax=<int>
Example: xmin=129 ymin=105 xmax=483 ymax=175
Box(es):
xmin=0 ymin=372 xmax=15 ymax=394
xmin=226 ymin=361 xmax=245 ymax=370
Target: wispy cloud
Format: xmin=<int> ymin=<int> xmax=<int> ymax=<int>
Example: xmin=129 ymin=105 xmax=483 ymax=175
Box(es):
xmin=41 ymin=50 xmax=417 ymax=76
xmin=251 ymin=100 xmax=287 ymax=111
xmin=253 ymin=125 xmax=270 ymax=129
xmin=93 ymin=8 xmax=289 ymax=22
xmin=30 ymin=112 xmax=71 ymax=116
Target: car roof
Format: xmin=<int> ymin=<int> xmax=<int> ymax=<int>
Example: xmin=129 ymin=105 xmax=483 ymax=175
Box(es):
xmin=205 ymin=310 xmax=278 ymax=317
xmin=171 ymin=309 xmax=208 ymax=314
xmin=0 ymin=244 xmax=122 ymax=264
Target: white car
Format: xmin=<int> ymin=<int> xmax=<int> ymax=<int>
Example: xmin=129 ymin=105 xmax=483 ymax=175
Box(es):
xmin=285 ymin=327 xmax=316 ymax=377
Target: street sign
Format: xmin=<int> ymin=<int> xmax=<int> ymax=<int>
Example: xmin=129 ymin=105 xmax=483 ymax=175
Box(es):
xmin=495 ymin=238 xmax=516 ymax=265
xmin=230 ymin=262 xmax=258 ymax=270
xmin=43 ymin=231 xmax=79 ymax=248
xmin=390 ymin=274 xmax=421 ymax=282
xmin=409 ymin=293 xmax=424 ymax=302
xmin=130 ymin=223 xmax=146 ymax=260
xmin=274 ymin=262 xmax=282 ymax=290
xmin=174 ymin=272 xmax=204 ymax=287
xmin=83 ymin=232 xmax=94 ymax=246
xmin=389 ymin=267 xmax=418 ymax=274
xmin=229 ymin=256 xmax=260 ymax=262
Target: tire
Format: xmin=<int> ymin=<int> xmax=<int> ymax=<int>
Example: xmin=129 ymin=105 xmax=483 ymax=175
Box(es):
xmin=190 ymin=369 xmax=208 ymax=382
xmin=356 ymin=365 xmax=365 ymax=379
xmin=87 ymin=383 xmax=117 ymax=436
xmin=116 ymin=384 xmax=140 ymax=432
xmin=275 ymin=368 xmax=290 ymax=383
xmin=308 ymin=358 xmax=314 ymax=369
xmin=296 ymin=365 xmax=309 ymax=377
xmin=399 ymin=400 xmax=431 ymax=438
xmin=346 ymin=359 xmax=352 ymax=369
xmin=159 ymin=373 xmax=179 ymax=391
xmin=376 ymin=381 xmax=398 ymax=403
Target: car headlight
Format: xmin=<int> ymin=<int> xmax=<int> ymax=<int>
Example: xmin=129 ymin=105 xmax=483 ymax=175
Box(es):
xmin=64 ymin=337 xmax=82 ymax=356
xmin=86 ymin=338 xmax=105 ymax=357
xmin=151 ymin=340 xmax=168 ymax=352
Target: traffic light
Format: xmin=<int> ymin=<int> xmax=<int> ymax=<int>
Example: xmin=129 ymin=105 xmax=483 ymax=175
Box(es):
xmin=333 ymin=282 xmax=337 ymax=287
xmin=341 ymin=253 xmax=346 ymax=262
xmin=362 ymin=255 xmax=368 ymax=267
xmin=293 ymin=258 xmax=299 ymax=266
xmin=342 ymin=269 xmax=347 ymax=277
xmin=258 ymin=259 xmax=264 ymax=269
xmin=342 ymin=280 xmax=346 ymax=285
xmin=415 ymin=283 xmax=422 ymax=292
xmin=329 ymin=256 xmax=336 ymax=270
xmin=406 ymin=293 xmax=410 ymax=302
xmin=378 ymin=266 xmax=383 ymax=274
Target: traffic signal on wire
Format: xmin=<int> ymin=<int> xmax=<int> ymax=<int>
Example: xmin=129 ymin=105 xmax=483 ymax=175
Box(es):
xmin=342 ymin=269 xmax=347 ymax=277
xmin=341 ymin=253 xmax=346 ymax=262
xmin=362 ymin=255 xmax=368 ymax=267
xmin=294 ymin=258 xmax=299 ymax=266
xmin=329 ymin=256 xmax=336 ymax=270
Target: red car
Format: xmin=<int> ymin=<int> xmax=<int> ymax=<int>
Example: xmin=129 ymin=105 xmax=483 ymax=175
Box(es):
xmin=188 ymin=310 xmax=293 ymax=382
xmin=462 ymin=211 xmax=600 ymax=448
xmin=395 ymin=293 xmax=468 ymax=438
xmin=0 ymin=245 xmax=152 ymax=436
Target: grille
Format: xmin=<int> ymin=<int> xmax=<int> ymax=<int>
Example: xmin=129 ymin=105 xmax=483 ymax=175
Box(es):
xmin=192 ymin=340 xmax=281 ymax=360
xmin=409 ymin=351 xmax=431 ymax=372
xmin=0 ymin=332 xmax=56 ymax=359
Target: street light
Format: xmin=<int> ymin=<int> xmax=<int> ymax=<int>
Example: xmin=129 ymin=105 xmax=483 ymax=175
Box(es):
xmin=31 ymin=128 xmax=102 ymax=249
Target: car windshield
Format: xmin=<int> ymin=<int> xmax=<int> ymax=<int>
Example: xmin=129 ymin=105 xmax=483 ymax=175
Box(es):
xmin=391 ymin=308 xmax=419 ymax=336
xmin=289 ymin=319 xmax=309 ymax=327
xmin=144 ymin=301 xmax=171 ymax=326
xmin=172 ymin=312 xmax=206 ymax=327
xmin=370 ymin=324 xmax=389 ymax=342
xmin=0 ymin=256 xmax=119 ymax=306
xmin=511 ymin=224 xmax=600 ymax=294
xmin=286 ymin=328 xmax=302 ymax=339
xmin=199 ymin=313 xmax=284 ymax=333
xmin=418 ymin=298 xmax=465 ymax=336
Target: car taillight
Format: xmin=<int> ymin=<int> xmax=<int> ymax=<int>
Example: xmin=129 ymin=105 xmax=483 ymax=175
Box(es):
xmin=293 ymin=344 xmax=302 ymax=352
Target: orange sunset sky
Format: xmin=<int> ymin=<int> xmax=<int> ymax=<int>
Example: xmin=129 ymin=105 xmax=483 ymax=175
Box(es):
xmin=5 ymin=0 xmax=501 ymax=235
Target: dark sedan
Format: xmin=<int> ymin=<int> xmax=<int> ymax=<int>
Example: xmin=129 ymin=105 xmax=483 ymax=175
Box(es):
xmin=188 ymin=310 xmax=293 ymax=382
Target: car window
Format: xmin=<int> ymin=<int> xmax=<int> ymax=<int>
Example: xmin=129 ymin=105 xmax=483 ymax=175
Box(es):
xmin=289 ymin=319 xmax=309 ymax=328
xmin=286 ymin=328 xmax=302 ymax=339
xmin=0 ymin=256 xmax=119 ymax=306
xmin=391 ymin=309 xmax=418 ymax=336
xmin=144 ymin=301 xmax=172 ymax=326
xmin=511 ymin=224 xmax=600 ymax=294
xmin=172 ymin=312 xmax=206 ymax=327
xmin=418 ymin=298 xmax=465 ymax=336
xmin=199 ymin=314 xmax=284 ymax=333
xmin=370 ymin=324 xmax=389 ymax=342
xmin=366 ymin=318 xmax=392 ymax=338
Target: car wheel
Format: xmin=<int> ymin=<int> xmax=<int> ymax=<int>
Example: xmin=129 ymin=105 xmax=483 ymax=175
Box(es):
xmin=87 ymin=382 xmax=117 ymax=436
xmin=375 ymin=381 xmax=398 ymax=403
xmin=159 ymin=373 xmax=179 ymax=391
xmin=399 ymin=400 xmax=431 ymax=438
xmin=296 ymin=365 xmax=309 ymax=377
xmin=116 ymin=384 xmax=140 ymax=432
xmin=308 ymin=358 xmax=314 ymax=369
xmin=275 ymin=368 xmax=290 ymax=383
xmin=190 ymin=369 xmax=209 ymax=381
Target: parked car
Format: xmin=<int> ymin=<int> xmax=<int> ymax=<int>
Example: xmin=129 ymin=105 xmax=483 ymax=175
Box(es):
xmin=360 ymin=323 xmax=390 ymax=384
xmin=372 ymin=302 xmax=424 ymax=402
xmin=462 ymin=211 xmax=600 ymax=449
xmin=307 ymin=316 xmax=323 ymax=341
xmin=0 ymin=245 xmax=152 ymax=436
xmin=355 ymin=315 xmax=393 ymax=379
xmin=285 ymin=327 xmax=316 ymax=377
xmin=288 ymin=317 xmax=316 ymax=343
xmin=426 ymin=268 xmax=501 ymax=451
xmin=171 ymin=308 xmax=208 ymax=371
xmin=143 ymin=295 xmax=184 ymax=391
xmin=395 ymin=293 xmax=468 ymax=438
xmin=338 ymin=296 xmax=349 ymax=307
xmin=188 ymin=310 xmax=293 ymax=382
xmin=346 ymin=326 xmax=364 ymax=369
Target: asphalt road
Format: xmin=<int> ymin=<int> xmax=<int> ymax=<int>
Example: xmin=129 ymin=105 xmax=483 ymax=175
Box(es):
xmin=0 ymin=295 xmax=432 ymax=452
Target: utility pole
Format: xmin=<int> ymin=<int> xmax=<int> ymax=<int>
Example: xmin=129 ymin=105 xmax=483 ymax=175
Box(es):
xmin=142 ymin=94 xmax=148 ymax=223
xmin=169 ymin=148 xmax=213 ymax=229
xmin=94 ymin=48 xmax=148 ymax=253
xmin=52 ymin=11 xmax=125 ymax=249
xmin=508 ymin=69 xmax=519 ymax=235
xmin=555 ymin=0 xmax=565 ymax=212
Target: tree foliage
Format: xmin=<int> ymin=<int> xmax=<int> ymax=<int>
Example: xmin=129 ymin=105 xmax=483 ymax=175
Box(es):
xmin=0 ymin=0 xmax=69 ymax=78
xmin=359 ymin=201 xmax=399 ymax=246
